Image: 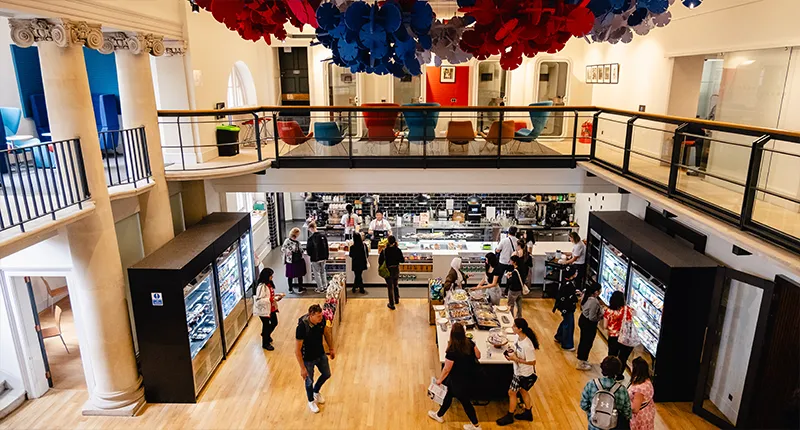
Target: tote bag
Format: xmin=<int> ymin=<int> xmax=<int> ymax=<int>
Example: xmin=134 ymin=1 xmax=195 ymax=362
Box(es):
xmin=618 ymin=306 xmax=640 ymax=347
xmin=515 ymin=269 xmax=530 ymax=295
xmin=253 ymin=283 xmax=271 ymax=317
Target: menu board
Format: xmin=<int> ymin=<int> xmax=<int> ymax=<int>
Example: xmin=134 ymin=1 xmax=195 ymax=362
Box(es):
xmin=599 ymin=243 xmax=628 ymax=305
xmin=627 ymin=268 xmax=665 ymax=356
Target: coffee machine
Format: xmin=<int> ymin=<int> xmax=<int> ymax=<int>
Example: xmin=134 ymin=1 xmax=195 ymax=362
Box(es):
xmin=465 ymin=196 xmax=482 ymax=223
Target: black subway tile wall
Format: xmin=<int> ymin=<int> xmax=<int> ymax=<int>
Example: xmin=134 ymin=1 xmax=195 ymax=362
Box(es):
xmin=305 ymin=193 xmax=568 ymax=220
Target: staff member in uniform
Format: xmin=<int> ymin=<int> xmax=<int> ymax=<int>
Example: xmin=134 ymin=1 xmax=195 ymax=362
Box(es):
xmin=341 ymin=204 xmax=361 ymax=240
xmin=495 ymin=226 xmax=518 ymax=289
xmin=368 ymin=210 xmax=393 ymax=248
xmin=562 ymin=232 xmax=586 ymax=288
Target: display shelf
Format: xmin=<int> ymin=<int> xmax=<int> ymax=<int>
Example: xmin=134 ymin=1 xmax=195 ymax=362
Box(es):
xmin=599 ymin=243 xmax=628 ymax=305
xmin=185 ymin=270 xmax=217 ymax=360
xmin=240 ymin=233 xmax=253 ymax=289
xmin=217 ymin=244 xmax=243 ymax=318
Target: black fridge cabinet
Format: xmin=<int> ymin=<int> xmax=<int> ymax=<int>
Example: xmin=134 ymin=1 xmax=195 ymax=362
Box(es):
xmin=128 ymin=212 xmax=254 ymax=403
xmin=586 ymin=211 xmax=719 ymax=402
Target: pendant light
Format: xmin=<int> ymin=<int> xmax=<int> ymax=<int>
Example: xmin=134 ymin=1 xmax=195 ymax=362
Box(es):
xmin=360 ymin=194 xmax=375 ymax=206
xmin=305 ymin=193 xmax=320 ymax=202
xmin=190 ymin=0 xmax=199 ymax=13
xmin=522 ymin=194 xmax=537 ymax=202
xmin=415 ymin=193 xmax=430 ymax=205
xmin=682 ymin=0 xmax=702 ymax=8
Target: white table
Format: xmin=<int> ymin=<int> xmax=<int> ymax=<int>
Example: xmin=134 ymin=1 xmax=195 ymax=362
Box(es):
xmin=435 ymin=306 xmax=517 ymax=364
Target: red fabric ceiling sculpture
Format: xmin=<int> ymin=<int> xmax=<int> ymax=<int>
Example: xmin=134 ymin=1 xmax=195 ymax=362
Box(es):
xmin=458 ymin=0 xmax=594 ymax=70
xmin=194 ymin=0 xmax=321 ymax=43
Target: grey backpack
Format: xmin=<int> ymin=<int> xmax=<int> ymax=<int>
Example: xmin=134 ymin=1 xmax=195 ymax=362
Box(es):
xmin=590 ymin=378 xmax=621 ymax=430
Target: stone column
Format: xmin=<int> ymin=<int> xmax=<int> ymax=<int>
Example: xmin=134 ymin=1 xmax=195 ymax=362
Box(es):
xmin=104 ymin=32 xmax=175 ymax=254
xmin=9 ymin=18 xmax=144 ymax=416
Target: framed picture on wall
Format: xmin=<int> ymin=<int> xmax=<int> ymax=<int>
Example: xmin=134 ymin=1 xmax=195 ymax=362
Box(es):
xmin=603 ymin=64 xmax=612 ymax=83
xmin=591 ymin=66 xmax=599 ymax=83
xmin=586 ymin=66 xmax=593 ymax=83
xmin=441 ymin=66 xmax=456 ymax=83
xmin=611 ymin=63 xmax=620 ymax=84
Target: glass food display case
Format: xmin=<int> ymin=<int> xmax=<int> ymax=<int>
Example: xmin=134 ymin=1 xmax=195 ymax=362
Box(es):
xmin=185 ymin=267 xmax=219 ymax=359
xmin=239 ymin=231 xmax=255 ymax=318
xmin=628 ymin=267 xmax=665 ymax=356
xmin=216 ymin=242 xmax=247 ymax=352
xmin=599 ymin=243 xmax=629 ymax=305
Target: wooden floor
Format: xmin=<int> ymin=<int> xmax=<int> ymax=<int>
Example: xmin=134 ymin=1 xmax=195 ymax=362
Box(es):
xmin=1 ymin=298 xmax=718 ymax=430
xmin=37 ymin=297 xmax=85 ymax=391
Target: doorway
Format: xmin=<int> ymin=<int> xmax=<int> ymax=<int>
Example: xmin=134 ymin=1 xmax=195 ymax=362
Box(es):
xmin=534 ymin=60 xmax=570 ymax=139
xmin=393 ymin=73 xmax=424 ymax=133
xmin=278 ymin=47 xmax=311 ymax=132
xmin=324 ymin=63 xmax=361 ymax=137
xmin=474 ymin=61 xmax=508 ymax=132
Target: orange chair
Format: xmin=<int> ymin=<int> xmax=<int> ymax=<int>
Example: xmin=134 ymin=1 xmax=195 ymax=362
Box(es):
xmin=446 ymin=121 xmax=476 ymax=144
xmin=277 ymin=121 xmax=314 ymax=152
xmin=41 ymin=277 xmax=68 ymax=315
xmin=362 ymin=103 xmax=399 ymax=142
xmin=42 ymin=305 xmax=69 ymax=353
xmin=480 ymin=120 xmax=516 ymax=146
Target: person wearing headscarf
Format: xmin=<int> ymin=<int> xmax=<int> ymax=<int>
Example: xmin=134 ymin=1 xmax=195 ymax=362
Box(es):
xmin=444 ymin=257 xmax=468 ymax=292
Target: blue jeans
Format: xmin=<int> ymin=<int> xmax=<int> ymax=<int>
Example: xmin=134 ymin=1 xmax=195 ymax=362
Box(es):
xmin=555 ymin=311 xmax=575 ymax=349
xmin=304 ymin=354 xmax=331 ymax=402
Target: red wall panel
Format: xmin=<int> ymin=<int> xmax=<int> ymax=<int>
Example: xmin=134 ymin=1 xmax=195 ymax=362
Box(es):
xmin=425 ymin=66 xmax=470 ymax=106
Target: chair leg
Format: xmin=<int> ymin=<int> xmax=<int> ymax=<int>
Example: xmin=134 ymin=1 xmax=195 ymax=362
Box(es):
xmin=59 ymin=334 xmax=70 ymax=354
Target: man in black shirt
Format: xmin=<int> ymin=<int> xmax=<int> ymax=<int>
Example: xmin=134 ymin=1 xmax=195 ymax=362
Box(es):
xmin=295 ymin=304 xmax=335 ymax=413
xmin=307 ymin=221 xmax=330 ymax=293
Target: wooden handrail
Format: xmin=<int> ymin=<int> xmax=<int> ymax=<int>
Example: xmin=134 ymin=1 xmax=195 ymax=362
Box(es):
xmin=156 ymin=105 xmax=800 ymax=141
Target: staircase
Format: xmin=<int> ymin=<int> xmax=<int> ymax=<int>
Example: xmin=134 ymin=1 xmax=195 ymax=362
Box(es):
xmin=0 ymin=375 xmax=26 ymax=420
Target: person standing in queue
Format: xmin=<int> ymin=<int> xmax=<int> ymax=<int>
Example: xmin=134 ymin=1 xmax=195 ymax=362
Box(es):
xmin=349 ymin=232 xmax=369 ymax=294
xmin=472 ymin=253 xmax=503 ymax=305
xmin=495 ymin=226 xmax=518 ymax=290
xmin=253 ymin=267 xmax=284 ymax=351
xmin=516 ymin=238 xmax=533 ymax=291
xmin=496 ymin=318 xmax=540 ymax=426
xmin=576 ymin=283 xmax=604 ymax=370
xmin=341 ymin=204 xmax=361 ymax=240
xmin=428 ymin=322 xmax=482 ymax=430
xmin=505 ymin=255 xmax=525 ymax=318
xmin=580 ymin=356 xmax=632 ymax=430
xmin=553 ymin=266 xmax=580 ymax=351
xmin=295 ymin=304 xmax=335 ymax=414
xmin=562 ymin=232 xmax=587 ymax=289
xmin=281 ymin=227 xmax=306 ymax=294
xmin=379 ymin=235 xmax=405 ymax=310
xmin=604 ymin=291 xmax=634 ymax=380
xmin=368 ymin=210 xmax=393 ymax=248
xmin=628 ymin=357 xmax=656 ymax=430
xmin=306 ymin=221 xmax=329 ymax=294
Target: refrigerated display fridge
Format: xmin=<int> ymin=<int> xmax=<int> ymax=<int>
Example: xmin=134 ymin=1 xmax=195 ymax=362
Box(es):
xmin=588 ymin=211 xmax=718 ymax=402
xmin=129 ymin=212 xmax=252 ymax=403
xmin=239 ymin=231 xmax=255 ymax=318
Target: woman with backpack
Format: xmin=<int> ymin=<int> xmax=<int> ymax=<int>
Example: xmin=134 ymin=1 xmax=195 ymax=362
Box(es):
xmin=378 ymin=235 xmax=404 ymax=310
xmin=496 ymin=318 xmax=539 ymax=426
xmin=580 ymin=356 xmax=632 ymax=430
xmin=553 ymin=266 xmax=580 ymax=351
xmin=253 ymin=267 xmax=284 ymax=350
xmin=576 ymin=283 xmax=604 ymax=370
xmin=281 ymin=227 xmax=306 ymax=294
xmin=628 ymin=357 xmax=655 ymax=430
xmin=427 ymin=322 xmax=482 ymax=430
xmin=349 ymin=232 xmax=369 ymax=294
xmin=604 ymin=291 xmax=634 ymax=380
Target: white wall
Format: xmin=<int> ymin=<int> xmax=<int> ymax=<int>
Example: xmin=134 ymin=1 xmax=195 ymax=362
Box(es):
xmin=0 ymin=230 xmax=72 ymax=271
xmin=0 ymin=17 xmax=36 ymax=137
xmin=0 ymin=280 xmax=24 ymax=389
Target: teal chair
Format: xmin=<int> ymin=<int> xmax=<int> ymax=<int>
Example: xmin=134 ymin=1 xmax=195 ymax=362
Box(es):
xmin=1 ymin=106 xmax=53 ymax=169
xmin=402 ymin=103 xmax=440 ymax=143
xmin=515 ymin=101 xmax=554 ymax=142
xmin=314 ymin=122 xmax=344 ymax=147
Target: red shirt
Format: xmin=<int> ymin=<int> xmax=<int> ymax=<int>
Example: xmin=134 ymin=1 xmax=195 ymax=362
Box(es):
xmin=604 ymin=306 xmax=632 ymax=337
xmin=265 ymin=282 xmax=279 ymax=313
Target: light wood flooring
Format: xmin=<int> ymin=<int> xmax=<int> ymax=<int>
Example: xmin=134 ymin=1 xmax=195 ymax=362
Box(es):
xmin=37 ymin=297 xmax=85 ymax=391
xmin=1 ymin=298 xmax=716 ymax=430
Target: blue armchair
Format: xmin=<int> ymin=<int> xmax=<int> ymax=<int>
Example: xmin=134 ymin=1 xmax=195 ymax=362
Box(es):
xmin=93 ymin=94 xmax=121 ymax=151
xmin=29 ymin=94 xmax=51 ymax=142
xmin=402 ymin=103 xmax=440 ymax=143
xmin=314 ymin=122 xmax=344 ymax=147
xmin=515 ymin=101 xmax=554 ymax=142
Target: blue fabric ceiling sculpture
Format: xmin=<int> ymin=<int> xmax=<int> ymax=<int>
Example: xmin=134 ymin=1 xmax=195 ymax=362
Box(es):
xmin=316 ymin=0 xmax=435 ymax=77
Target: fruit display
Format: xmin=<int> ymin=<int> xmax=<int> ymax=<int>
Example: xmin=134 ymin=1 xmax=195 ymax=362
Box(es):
xmin=450 ymin=289 xmax=469 ymax=302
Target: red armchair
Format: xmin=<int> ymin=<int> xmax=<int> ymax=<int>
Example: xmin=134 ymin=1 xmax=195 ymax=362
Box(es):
xmin=362 ymin=103 xmax=399 ymax=142
xmin=277 ymin=121 xmax=313 ymax=146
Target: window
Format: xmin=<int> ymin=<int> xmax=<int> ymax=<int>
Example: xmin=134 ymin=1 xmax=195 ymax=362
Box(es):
xmin=226 ymin=61 xmax=257 ymax=108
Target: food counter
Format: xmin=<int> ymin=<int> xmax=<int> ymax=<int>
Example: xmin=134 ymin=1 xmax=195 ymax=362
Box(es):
xmin=433 ymin=289 xmax=517 ymax=400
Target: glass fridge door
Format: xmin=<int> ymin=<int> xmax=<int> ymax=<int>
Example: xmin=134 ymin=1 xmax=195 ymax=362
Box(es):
xmin=627 ymin=267 xmax=665 ymax=356
xmin=184 ymin=265 xmax=218 ymax=359
xmin=239 ymin=232 xmax=254 ymax=290
xmin=217 ymin=241 xmax=243 ymax=318
xmin=599 ymin=242 xmax=629 ymax=305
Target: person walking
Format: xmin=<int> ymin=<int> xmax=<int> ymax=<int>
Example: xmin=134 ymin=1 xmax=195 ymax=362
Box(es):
xmin=580 ymin=356 xmax=632 ymax=430
xmin=428 ymin=322 xmax=482 ymax=430
xmin=505 ymin=255 xmax=525 ymax=318
xmin=496 ymin=318 xmax=540 ymax=426
xmin=295 ymin=304 xmax=335 ymax=414
xmin=254 ymin=268 xmax=284 ymax=350
xmin=562 ymin=232 xmax=587 ymax=289
xmin=553 ymin=266 xmax=580 ymax=351
xmin=443 ymin=257 xmax=468 ymax=292
xmin=306 ymin=221 xmax=330 ymax=294
xmin=495 ymin=226 xmax=518 ymax=285
xmin=516 ymin=238 xmax=533 ymax=291
xmin=472 ymin=253 xmax=503 ymax=305
xmin=604 ymin=291 xmax=634 ymax=380
xmin=576 ymin=283 xmax=604 ymax=370
xmin=628 ymin=357 xmax=656 ymax=430
xmin=341 ymin=204 xmax=361 ymax=240
xmin=348 ymin=232 xmax=369 ymax=294
xmin=282 ymin=227 xmax=306 ymax=294
xmin=378 ymin=235 xmax=405 ymax=310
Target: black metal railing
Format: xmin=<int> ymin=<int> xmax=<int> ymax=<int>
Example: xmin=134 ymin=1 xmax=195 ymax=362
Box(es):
xmin=99 ymin=127 xmax=152 ymax=188
xmin=157 ymin=105 xmax=800 ymax=254
xmin=0 ymin=138 xmax=90 ymax=233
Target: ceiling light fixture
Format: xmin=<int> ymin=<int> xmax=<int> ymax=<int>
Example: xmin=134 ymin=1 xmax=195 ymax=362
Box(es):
xmin=682 ymin=0 xmax=702 ymax=9
xmin=415 ymin=193 xmax=430 ymax=205
xmin=190 ymin=0 xmax=200 ymax=13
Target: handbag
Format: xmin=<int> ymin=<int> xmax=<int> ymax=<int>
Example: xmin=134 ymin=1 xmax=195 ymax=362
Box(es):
xmin=379 ymin=260 xmax=390 ymax=279
xmin=515 ymin=269 xmax=530 ymax=295
xmin=253 ymin=283 xmax=271 ymax=317
xmin=619 ymin=306 xmax=641 ymax=347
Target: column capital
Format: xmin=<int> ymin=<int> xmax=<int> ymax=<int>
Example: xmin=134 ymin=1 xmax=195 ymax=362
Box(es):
xmin=9 ymin=18 xmax=103 ymax=50
xmin=99 ymin=31 xmax=166 ymax=56
xmin=163 ymin=40 xmax=187 ymax=57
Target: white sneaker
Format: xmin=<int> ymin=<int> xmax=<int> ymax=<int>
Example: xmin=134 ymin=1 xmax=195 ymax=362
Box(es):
xmin=428 ymin=410 xmax=444 ymax=423
xmin=314 ymin=392 xmax=325 ymax=404
xmin=308 ymin=401 xmax=320 ymax=413
xmin=463 ymin=424 xmax=482 ymax=430
xmin=577 ymin=361 xmax=592 ymax=370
